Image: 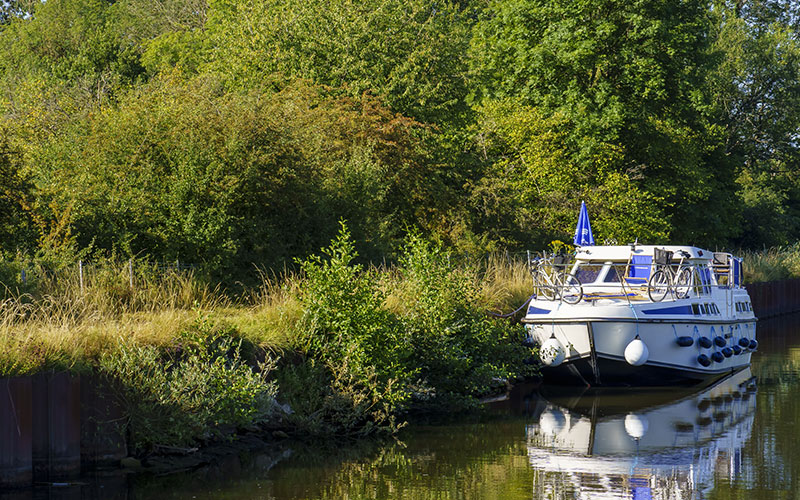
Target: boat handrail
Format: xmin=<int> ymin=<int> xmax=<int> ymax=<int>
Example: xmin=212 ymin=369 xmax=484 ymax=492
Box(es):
xmin=528 ymin=260 xmax=752 ymax=306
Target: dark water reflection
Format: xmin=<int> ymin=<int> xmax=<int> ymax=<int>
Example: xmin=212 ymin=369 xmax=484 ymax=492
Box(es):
xmin=12 ymin=314 xmax=800 ymax=499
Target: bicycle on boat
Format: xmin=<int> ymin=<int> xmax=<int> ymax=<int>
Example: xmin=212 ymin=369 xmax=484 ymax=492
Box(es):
xmin=647 ymin=248 xmax=693 ymax=302
xmin=529 ymin=254 xmax=583 ymax=304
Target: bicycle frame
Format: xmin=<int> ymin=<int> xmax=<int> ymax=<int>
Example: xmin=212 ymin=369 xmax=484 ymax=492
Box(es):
xmin=529 ymin=254 xmax=583 ymax=304
xmin=648 ymin=249 xmax=693 ymax=302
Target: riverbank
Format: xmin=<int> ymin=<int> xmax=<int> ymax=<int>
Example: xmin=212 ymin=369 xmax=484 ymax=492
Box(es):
xmin=0 ymin=229 xmax=537 ymax=488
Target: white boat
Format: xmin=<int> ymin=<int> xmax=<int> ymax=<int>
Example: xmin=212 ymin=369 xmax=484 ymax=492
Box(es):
xmin=523 ymin=244 xmax=757 ymax=386
xmin=526 ymin=368 xmax=757 ymax=499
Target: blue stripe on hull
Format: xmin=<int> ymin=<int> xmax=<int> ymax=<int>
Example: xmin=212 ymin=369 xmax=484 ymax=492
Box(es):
xmin=642 ymin=305 xmax=693 ymax=315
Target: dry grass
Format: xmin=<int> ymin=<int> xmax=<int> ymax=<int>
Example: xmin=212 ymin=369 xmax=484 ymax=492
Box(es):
xmin=477 ymin=254 xmax=534 ymax=314
xmin=218 ymin=274 xmax=305 ymax=351
xmin=0 ymin=254 xmax=540 ymax=376
xmin=740 ymin=244 xmax=800 ymax=283
xmin=10 ymin=243 xmax=797 ymax=376
xmin=0 ymin=261 xmax=307 ymax=376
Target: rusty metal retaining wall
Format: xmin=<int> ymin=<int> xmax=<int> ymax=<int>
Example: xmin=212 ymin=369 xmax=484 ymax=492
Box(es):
xmin=0 ymin=373 xmax=126 ymax=489
xmin=32 ymin=372 xmax=81 ymax=479
xmin=0 ymin=378 xmax=32 ymax=488
xmin=746 ymin=279 xmax=800 ymax=319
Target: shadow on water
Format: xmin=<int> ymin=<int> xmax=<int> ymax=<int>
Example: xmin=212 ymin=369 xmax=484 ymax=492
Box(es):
xmin=6 ymin=312 xmax=800 ymax=499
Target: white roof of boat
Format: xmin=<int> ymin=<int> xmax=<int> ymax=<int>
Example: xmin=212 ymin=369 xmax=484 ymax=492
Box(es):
xmin=574 ymin=245 xmax=715 ymax=262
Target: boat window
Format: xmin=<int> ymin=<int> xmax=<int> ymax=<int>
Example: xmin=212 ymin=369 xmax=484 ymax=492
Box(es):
xmin=603 ymin=265 xmax=621 ymax=283
xmin=692 ymin=304 xmax=700 ymax=315
xmin=574 ymin=265 xmax=604 ymax=284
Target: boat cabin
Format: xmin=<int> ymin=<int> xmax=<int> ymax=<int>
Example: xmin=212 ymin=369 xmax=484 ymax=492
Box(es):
xmin=566 ymin=245 xmax=744 ymax=299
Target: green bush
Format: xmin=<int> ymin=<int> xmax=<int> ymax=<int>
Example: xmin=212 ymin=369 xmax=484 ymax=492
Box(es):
xmin=396 ymin=234 xmax=535 ymax=406
xmin=289 ymin=224 xmax=412 ymax=434
xmin=99 ymin=315 xmax=277 ymax=452
xmin=283 ymin=226 xmax=535 ymax=434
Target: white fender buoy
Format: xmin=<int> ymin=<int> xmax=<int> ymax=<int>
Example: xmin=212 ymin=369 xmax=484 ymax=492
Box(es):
xmin=538 ymin=408 xmax=567 ymax=435
xmin=540 ymin=335 xmax=566 ymax=367
xmin=624 ymin=413 xmax=649 ymax=440
xmin=624 ymin=335 xmax=649 ymax=366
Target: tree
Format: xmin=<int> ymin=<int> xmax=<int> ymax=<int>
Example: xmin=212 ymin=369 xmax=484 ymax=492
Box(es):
xmin=710 ymin=0 xmax=800 ymax=247
xmin=469 ymin=100 xmax=669 ymax=247
xmin=0 ymin=128 xmax=34 ymax=251
xmin=160 ymin=0 xmax=474 ymax=125
xmin=469 ymin=0 xmax=741 ymax=246
xmin=20 ymin=75 xmax=436 ymax=274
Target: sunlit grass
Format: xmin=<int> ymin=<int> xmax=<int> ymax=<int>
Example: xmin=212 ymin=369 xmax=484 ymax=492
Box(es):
xmin=0 ymin=254 xmax=540 ymax=376
xmin=740 ymin=243 xmax=800 ymax=283
xmin=8 ymin=242 xmax=797 ymax=377
xmin=477 ymin=254 xmax=534 ymax=314
xmin=0 ymin=259 xmax=316 ymax=376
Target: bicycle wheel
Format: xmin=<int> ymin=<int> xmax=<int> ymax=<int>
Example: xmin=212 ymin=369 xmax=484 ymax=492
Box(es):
xmin=674 ymin=267 xmax=693 ymax=299
xmin=559 ymin=273 xmax=583 ymax=304
xmin=535 ymin=271 xmax=557 ymax=300
xmin=648 ymin=270 xmax=670 ymax=302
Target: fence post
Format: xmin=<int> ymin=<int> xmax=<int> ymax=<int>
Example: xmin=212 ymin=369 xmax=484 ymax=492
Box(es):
xmin=78 ymin=260 xmax=84 ymax=294
xmin=128 ymin=259 xmax=134 ymax=289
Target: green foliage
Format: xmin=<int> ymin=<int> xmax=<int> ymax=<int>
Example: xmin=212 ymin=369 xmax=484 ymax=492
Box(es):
xmin=468 ymin=0 xmax=742 ymax=247
xmin=396 ymin=233 xmax=535 ymax=404
xmin=17 ymin=74 xmax=432 ymax=276
xmin=276 ymin=357 xmax=404 ymax=437
xmin=283 ymin=226 xmax=535 ymax=432
xmin=471 ymin=101 xmax=669 ymax=247
xmin=1 ymin=0 xmax=800 ymax=292
xmin=0 ymin=0 xmax=144 ymax=116
xmin=294 ymin=223 xmax=411 ymax=431
xmin=0 ymin=130 xmax=35 ymax=252
xmin=201 ymin=0 xmax=471 ymax=124
xmin=99 ymin=315 xmax=277 ymax=452
xmin=709 ymin=0 xmax=800 ymax=248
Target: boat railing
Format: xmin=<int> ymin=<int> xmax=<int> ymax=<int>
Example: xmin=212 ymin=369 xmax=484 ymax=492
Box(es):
xmin=528 ymin=255 xmax=747 ymax=305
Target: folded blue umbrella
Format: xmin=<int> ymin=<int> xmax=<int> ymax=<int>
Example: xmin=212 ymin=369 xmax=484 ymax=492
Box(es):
xmin=573 ymin=201 xmax=595 ymax=246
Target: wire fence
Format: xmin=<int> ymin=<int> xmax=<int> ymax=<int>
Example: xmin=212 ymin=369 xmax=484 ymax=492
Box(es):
xmin=11 ymin=259 xmax=197 ymax=293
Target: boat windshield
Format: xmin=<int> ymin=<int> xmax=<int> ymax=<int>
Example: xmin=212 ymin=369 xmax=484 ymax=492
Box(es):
xmin=573 ymin=262 xmax=625 ymax=285
xmin=574 ymin=265 xmax=603 ymax=284
xmin=603 ymin=266 xmax=620 ymax=283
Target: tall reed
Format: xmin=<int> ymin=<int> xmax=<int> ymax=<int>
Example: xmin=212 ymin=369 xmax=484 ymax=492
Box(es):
xmin=477 ymin=253 xmax=534 ymax=314
xmin=740 ymin=244 xmax=800 ymax=283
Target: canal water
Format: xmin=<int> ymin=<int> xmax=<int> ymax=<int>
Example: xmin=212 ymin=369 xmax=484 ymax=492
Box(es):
xmin=9 ymin=313 xmax=800 ymax=499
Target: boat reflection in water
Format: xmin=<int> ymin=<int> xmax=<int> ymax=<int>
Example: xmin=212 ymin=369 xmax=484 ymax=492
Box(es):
xmin=525 ymin=368 xmax=757 ymax=499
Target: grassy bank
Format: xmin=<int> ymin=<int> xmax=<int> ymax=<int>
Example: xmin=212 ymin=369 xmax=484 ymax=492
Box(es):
xmin=0 ymin=228 xmax=536 ymax=453
xmin=740 ymin=244 xmax=800 ymax=283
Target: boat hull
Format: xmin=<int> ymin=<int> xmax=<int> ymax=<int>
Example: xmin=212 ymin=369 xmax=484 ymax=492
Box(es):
xmin=525 ymin=319 xmax=756 ymax=387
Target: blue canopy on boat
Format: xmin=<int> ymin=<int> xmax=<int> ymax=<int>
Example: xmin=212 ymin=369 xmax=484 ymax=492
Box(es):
xmin=573 ymin=201 xmax=595 ymax=246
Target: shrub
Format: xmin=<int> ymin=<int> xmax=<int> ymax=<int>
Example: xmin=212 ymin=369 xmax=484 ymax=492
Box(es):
xmin=289 ymin=224 xmax=412 ymax=434
xmin=99 ymin=314 xmax=277 ymax=452
xmin=394 ymin=233 xmax=535 ymax=406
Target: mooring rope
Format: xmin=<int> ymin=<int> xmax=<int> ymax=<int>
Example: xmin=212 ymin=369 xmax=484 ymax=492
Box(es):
xmin=488 ymin=294 xmax=536 ymax=318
